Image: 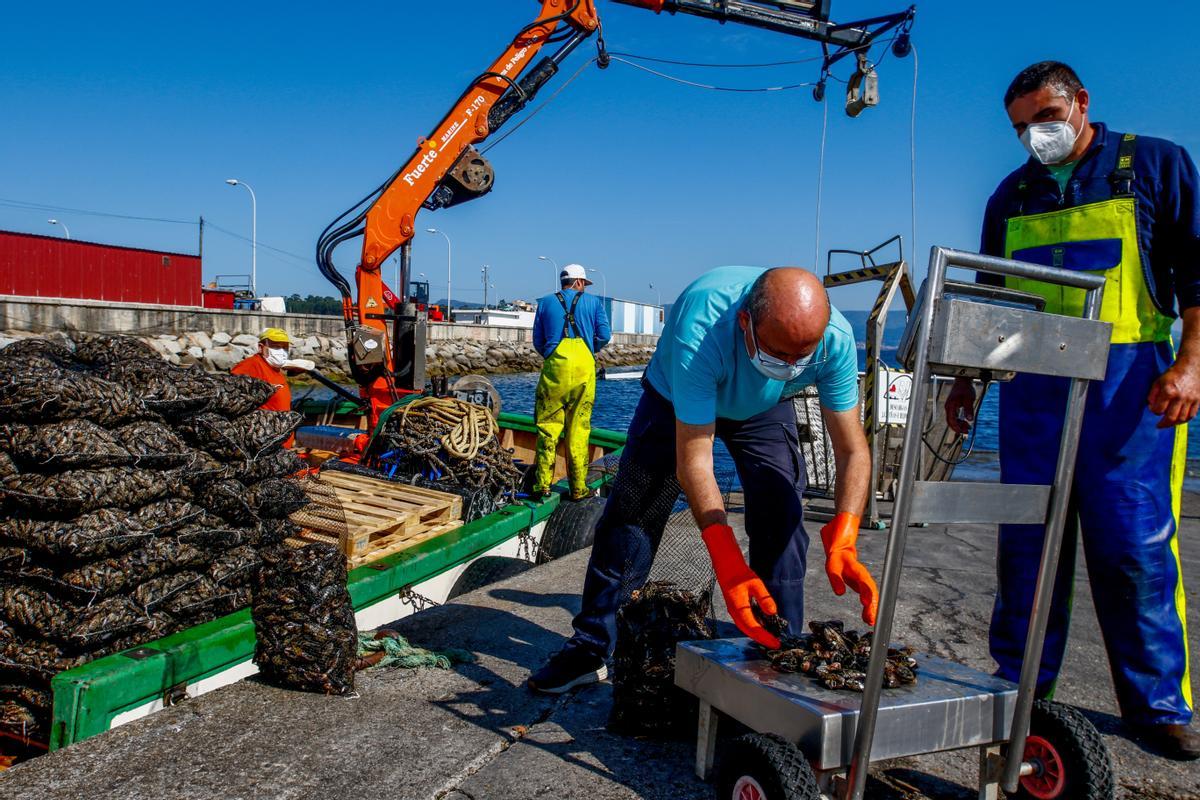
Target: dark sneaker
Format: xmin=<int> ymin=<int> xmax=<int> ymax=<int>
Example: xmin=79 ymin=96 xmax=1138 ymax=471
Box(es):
xmin=1130 ymin=723 xmax=1200 ymax=761
xmin=528 ymin=648 xmax=607 ymax=694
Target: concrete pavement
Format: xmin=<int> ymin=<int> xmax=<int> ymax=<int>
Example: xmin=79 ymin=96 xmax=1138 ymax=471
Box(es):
xmin=2 ymin=493 xmax=1197 ymax=799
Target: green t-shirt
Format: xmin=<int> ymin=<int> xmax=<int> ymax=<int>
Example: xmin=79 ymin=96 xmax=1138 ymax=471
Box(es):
xmin=1047 ymin=161 xmax=1077 ymax=192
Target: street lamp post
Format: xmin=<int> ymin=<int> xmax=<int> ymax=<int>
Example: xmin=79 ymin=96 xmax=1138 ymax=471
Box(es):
xmin=427 ymin=228 xmax=452 ymax=319
xmin=588 ymin=268 xmax=607 ymax=299
xmin=224 ymin=179 xmax=257 ymax=297
xmin=481 ymin=265 xmax=491 ymax=310
xmin=538 ymin=255 xmax=558 ymax=290
xmin=650 ymin=282 xmax=662 ymax=306
xmin=47 ymin=219 xmax=71 ymax=239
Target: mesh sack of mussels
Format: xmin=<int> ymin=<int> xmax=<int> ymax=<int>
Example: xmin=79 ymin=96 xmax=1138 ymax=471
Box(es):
xmin=607 ymin=581 xmax=714 ymax=737
xmin=0 ymin=334 xmax=310 ymax=744
xmin=251 ymin=542 xmax=357 ymax=695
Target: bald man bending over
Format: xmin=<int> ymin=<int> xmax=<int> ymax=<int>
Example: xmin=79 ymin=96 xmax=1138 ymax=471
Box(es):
xmin=529 ymin=266 xmax=878 ymax=694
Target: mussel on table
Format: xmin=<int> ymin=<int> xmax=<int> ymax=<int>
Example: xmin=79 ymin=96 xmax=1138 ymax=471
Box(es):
xmin=759 ymin=618 xmax=919 ymax=693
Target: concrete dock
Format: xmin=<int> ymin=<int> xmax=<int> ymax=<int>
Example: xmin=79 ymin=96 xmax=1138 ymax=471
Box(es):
xmin=3 ymin=495 xmax=1198 ymax=799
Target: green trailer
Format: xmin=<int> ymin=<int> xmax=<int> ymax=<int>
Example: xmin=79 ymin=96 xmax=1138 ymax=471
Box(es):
xmin=46 ymin=412 xmax=625 ymax=751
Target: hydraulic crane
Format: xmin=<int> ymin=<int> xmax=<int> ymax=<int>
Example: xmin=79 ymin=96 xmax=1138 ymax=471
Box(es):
xmin=315 ymin=0 xmax=915 ymax=427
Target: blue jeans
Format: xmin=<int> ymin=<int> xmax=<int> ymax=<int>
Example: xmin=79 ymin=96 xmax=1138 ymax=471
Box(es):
xmin=994 ymin=341 xmax=1192 ymax=725
xmin=566 ymin=385 xmax=809 ymax=659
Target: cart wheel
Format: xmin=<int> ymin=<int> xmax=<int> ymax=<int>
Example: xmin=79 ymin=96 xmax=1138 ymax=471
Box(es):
xmin=1007 ymin=700 xmax=1115 ymax=800
xmin=715 ymin=733 xmax=820 ymax=800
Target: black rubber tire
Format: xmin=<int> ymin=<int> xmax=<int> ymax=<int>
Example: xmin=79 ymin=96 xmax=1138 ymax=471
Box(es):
xmin=715 ymin=733 xmax=820 ymax=800
xmin=1006 ymin=699 xmax=1115 ymax=800
xmin=446 ymin=556 xmax=535 ymax=599
xmin=536 ymin=495 xmax=606 ymax=564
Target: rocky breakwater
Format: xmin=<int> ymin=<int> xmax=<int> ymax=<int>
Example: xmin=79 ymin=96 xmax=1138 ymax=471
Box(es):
xmin=0 ymin=330 xmax=657 ymax=379
xmin=0 ymin=330 xmax=350 ymax=380
xmin=426 ymin=340 xmax=656 ymax=376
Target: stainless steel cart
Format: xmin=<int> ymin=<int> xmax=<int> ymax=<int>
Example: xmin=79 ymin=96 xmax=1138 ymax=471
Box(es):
xmin=678 ymin=246 xmax=1116 ymax=800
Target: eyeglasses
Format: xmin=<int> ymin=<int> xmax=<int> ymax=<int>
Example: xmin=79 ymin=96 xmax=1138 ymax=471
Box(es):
xmin=748 ymin=316 xmax=828 ymax=373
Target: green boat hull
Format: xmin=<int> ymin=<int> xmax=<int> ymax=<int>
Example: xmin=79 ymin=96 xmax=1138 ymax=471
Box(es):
xmin=48 ymin=412 xmax=625 ymax=750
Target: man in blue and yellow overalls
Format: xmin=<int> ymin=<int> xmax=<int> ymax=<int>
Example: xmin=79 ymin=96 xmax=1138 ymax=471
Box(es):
xmin=947 ymin=61 xmax=1200 ymax=760
xmin=531 ymin=263 xmax=612 ymax=501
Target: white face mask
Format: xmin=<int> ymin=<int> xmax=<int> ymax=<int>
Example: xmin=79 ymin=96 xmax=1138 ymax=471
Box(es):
xmin=1019 ymin=96 xmax=1082 ymax=165
xmin=745 ymin=316 xmax=819 ymax=382
xmin=264 ymin=346 xmax=289 ymax=368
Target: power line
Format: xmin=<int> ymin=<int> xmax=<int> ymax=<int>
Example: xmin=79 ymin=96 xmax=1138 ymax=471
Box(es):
xmin=202 ymin=221 xmax=327 ymax=279
xmin=609 ymin=56 xmax=816 ymax=92
xmin=481 ymin=57 xmax=596 ymax=155
xmin=0 ymin=194 xmax=332 ymax=283
xmin=608 ymin=51 xmax=825 ymax=69
xmin=909 ymin=44 xmax=919 ymax=267
xmin=0 ymin=197 xmax=196 ymax=225
xmin=609 ymin=32 xmax=898 ymax=71
xmin=814 ymin=93 xmax=829 ymax=269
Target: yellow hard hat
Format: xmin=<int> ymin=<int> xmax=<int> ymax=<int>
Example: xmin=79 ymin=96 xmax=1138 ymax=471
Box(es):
xmin=259 ymin=328 xmax=290 ymax=344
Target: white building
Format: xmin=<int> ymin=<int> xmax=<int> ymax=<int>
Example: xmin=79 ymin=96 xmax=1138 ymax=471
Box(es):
xmin=604 ymin=297 xmax=663 ymax=336
xmin=451 ymin=297 xmax=662 ymax=336
xmin=453 ymin=308 xmax=535 ymax=329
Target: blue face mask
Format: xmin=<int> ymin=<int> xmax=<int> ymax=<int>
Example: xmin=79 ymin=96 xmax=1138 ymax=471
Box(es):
xmin=746 ymin=316 xmax=821 ymax=382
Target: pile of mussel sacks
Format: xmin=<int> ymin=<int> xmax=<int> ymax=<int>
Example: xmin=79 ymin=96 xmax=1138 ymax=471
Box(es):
xmin=0 ymin=335 xmax=310 ymax=746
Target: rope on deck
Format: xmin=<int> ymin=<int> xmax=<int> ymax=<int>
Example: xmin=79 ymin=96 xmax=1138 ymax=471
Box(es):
xmin=356 ymin=630 xmax=476 ymax=671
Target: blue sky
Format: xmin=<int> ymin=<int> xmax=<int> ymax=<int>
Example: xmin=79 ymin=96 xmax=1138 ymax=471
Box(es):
xmin=2 ymin=1 xmax=1196 ymax=311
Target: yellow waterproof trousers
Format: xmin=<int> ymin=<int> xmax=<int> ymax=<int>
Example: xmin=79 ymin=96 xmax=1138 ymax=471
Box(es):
xmin=533 ymin=337 xmax=596 ymax=498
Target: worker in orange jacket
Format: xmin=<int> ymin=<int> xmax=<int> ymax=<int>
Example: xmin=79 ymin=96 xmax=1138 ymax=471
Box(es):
xmin=231 ymin=328 xmax=295 ymax=412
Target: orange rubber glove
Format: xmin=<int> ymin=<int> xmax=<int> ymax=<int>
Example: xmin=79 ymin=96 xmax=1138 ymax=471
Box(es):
xmin=701 ymin=523 xmax=781 ymax=649
xmin=821 ymin=512 xmax=879 ymax=626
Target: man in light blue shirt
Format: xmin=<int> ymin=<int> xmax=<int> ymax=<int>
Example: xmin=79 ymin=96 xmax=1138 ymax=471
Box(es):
xmin=530 ymin=266 xmax=877 ymax=694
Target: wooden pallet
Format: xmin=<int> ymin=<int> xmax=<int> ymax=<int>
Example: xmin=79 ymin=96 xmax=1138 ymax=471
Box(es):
xmin=290 ymin=471 xmax=464 ymax=567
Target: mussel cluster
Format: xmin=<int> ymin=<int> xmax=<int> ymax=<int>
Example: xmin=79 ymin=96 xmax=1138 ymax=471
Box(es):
xmin=0 ymin=335 xmax=308 ymax=749
xmin=763 ymin=619 xmax=918 ymax=692
xmin=608 ymin=581 xmax=714 ymax=736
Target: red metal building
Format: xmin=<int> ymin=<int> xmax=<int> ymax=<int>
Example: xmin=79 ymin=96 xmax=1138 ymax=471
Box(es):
xmin=0 ymin=230 xmax=202 ymax=307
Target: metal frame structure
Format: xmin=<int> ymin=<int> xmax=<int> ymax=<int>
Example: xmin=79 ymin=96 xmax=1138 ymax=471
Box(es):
xmin=620 ymin=0 xmax=916 ymax=95
xmin=822 ymin=236 xmax=915 ymax=528
xmin=849 ymin=247 xmax=1108 ymax=798
xmin=319 ymin=0 xmax=916 ymax=428
xmin=677 ymin=246 xmax=1112 ymax=799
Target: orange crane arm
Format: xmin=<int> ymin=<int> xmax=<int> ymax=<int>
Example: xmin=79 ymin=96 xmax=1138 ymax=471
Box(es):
xmin=356 ymin=0 xmax=599 ymax=325
xmin=315 ymin=0 xmax=913 ymax=430
xmin=315 ymin=1 xmax=600 ymax=426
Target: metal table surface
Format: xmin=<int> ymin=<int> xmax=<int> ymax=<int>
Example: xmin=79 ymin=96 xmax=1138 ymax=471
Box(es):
xmin=675 ymin=638 xmax=1018 ymax=771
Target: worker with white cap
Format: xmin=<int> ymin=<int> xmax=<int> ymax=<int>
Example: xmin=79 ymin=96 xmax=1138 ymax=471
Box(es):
xmin=531 ymin=264 xmax=612 ymax=500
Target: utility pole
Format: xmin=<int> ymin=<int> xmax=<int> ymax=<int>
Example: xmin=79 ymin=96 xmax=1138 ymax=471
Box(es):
xmin=198 ymin=216 xmax=205 ymax=260
xmin=481 ymin=265 xmax=490 ymax=310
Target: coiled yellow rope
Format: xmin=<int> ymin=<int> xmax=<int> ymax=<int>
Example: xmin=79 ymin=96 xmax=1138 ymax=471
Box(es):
xmin=399 ymin=397 xmax=496 ymax=460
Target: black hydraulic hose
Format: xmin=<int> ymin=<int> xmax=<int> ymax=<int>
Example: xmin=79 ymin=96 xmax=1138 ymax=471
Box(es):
xmin=515 ymin=0 xmax=582 ymax=40
xmin=316 ymin=227 xmax=356 ymax=302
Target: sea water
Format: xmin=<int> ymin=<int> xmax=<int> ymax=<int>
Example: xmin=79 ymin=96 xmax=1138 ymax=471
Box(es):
xmin=490 ymin=367 xmax=1200 ymax=492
